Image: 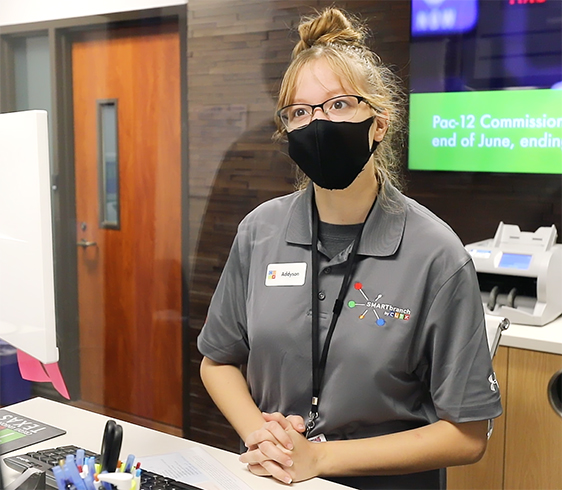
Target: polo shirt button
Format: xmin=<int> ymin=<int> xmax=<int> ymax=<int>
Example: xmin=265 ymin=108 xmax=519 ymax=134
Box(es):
xmin=318 ymin=291 xmax=326 ymax=300
xmin=324 ymin=267 xmax=332 ymax=274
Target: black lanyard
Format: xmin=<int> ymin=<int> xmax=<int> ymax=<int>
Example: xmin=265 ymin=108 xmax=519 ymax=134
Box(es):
xmin=305 ymin=194 xmax=373 ymax=438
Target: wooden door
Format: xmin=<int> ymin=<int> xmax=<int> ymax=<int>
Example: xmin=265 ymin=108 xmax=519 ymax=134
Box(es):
xmin=72 ymin=23 xmax=182 ymax=427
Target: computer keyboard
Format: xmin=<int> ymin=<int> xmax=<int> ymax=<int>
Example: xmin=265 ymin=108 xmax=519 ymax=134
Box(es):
xmin=3 ymin=445 xmax=200 ymax=490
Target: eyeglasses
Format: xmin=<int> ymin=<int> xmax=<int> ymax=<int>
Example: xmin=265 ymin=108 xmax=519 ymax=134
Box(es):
xmin=277 ymin=95 xmax=372 ymax=131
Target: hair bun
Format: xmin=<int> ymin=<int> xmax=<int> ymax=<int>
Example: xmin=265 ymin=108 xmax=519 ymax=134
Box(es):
xmin=293 ymin=8 xmax=366 ymax=58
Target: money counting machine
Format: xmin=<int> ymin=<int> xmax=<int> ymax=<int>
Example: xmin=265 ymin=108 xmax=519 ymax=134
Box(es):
xmin=466 ymin=222 xmax=562 ymax=326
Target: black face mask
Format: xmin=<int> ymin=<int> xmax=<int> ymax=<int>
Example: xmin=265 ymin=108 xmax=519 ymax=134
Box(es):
xmin=287 ymin=117 xmax=379 ymax=190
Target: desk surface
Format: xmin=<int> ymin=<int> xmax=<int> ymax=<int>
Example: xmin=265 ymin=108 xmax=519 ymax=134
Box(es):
xmin=0 ymin=398 xmax=349 ymax=489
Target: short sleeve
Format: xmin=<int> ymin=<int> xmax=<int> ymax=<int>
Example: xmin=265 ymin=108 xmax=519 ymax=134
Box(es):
xmin=416 ymin=259 xmax=503 ymax=423
xmin=197 ymin=228 xmax=251 ymax=365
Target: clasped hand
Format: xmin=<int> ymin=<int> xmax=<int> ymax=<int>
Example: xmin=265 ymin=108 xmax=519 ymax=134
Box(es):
xmin=239 ymin=412 xmax=322 ymax=484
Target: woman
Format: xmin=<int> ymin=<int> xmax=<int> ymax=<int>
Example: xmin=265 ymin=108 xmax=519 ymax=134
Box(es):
xmin=198 ymin=7 xmax=501 ymax=490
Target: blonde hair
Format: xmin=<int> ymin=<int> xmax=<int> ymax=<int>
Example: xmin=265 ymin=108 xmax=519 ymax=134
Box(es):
xmin=275 ymin=7 xmax=405 ymax=192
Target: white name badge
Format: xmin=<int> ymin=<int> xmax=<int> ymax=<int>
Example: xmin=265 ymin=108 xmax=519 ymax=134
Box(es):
xmin=265 ymin=262 xmax=307 ymax=286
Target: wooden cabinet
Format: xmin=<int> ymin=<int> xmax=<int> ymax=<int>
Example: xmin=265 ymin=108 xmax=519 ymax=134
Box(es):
xmin=504 ymin=349 xmax=562 ymax=489
xmin=448 ymin=347 xmax=562 ymax=490
xmin=448 ymin=346 xmax=508 ymax=490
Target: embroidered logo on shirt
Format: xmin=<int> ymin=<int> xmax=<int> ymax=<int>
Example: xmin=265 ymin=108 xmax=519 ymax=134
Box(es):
xmin=488 ymin=373 xmax=499 ymax=392
xmin=347 ymin=282 xmax=411 ymax=326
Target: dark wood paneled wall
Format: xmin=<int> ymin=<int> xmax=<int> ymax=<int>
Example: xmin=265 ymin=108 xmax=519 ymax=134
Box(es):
xmin=186 ymin=0 xmax=561 ymax=452
xmin=405 ymin=172 xmax=561 ymax=246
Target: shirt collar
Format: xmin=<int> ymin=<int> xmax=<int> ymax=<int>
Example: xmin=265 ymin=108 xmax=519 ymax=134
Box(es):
xmin=285 ymin=180 xmax=406 ymax=257
xmin=285 ymin=185 xmax=313 ymax=246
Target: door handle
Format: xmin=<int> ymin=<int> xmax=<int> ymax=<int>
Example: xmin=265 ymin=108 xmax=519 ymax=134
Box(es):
xmin=77 ymin=239 xmax=97 ymax=248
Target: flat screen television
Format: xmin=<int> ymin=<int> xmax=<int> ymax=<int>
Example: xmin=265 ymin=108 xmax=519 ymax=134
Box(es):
xmin=408 ymin=0 xmax=562 ymax=174
xmin=0 ymin=110 xmax=59 ymax=364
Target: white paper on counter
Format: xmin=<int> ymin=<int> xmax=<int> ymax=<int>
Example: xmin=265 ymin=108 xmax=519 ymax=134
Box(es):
xmin=140 ymin=446 xmax=252 ymax=490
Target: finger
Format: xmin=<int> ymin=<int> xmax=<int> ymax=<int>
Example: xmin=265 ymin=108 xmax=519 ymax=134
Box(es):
xmin=286 ymin=414 xmax=306 ymax=433
xmin=246 ymin=421 xmax=294 ymax=450
xmin=263 ymin=412 xmax=306 ymax=433
xmin=247 ymin=462 xmax=294 ymax=485
xmin=257 ymin=441 xmax=293 ymax=467
xmin=259 ymin=460 xmax=294 ymax=485
xmin=244 ymin=426 xmax=281 ymax=448
xmin=259 ymin=416 xmax=296 ymax=448
xmin=262 ymin=412 xmax=293 ymax=431
xmin=247 ymin=463 xmax=270 ymax=476
xmin=240 ymin=442 xmax=293 ymax=468
xmin=263 ymin=420 xmax=295 ymax=450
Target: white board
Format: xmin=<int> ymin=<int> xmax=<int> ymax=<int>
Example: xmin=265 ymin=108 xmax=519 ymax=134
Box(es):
xmin=0 ymin=110 xmax=58 ymax=363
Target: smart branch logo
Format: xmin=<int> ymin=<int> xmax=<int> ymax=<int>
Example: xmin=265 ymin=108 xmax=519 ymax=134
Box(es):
xmin=348 ymin=282 xmax=412 ymax=327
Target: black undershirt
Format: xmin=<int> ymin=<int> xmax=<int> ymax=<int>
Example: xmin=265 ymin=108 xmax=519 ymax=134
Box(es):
xmin=318 ymin=221 xmax=363 ymax=259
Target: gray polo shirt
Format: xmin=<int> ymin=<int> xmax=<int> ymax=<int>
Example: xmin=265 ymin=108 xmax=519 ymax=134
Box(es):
xmin=198 ymin=181 xmax=502 ymax=448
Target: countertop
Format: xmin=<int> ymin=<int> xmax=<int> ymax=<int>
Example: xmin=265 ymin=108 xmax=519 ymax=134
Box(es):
xmin=490 ymin=314 xmax=562 ymax=355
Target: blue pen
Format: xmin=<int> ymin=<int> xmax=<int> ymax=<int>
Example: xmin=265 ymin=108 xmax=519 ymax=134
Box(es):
xmin=63 ymin=463 xmax=73 ymax=482
xmin=76 ymin=448 xmax=85 ymax=467
xmin=65 ymin=454 xmax=88 ymax=490
xmin=124 ymin=454 xmax=135 ymax=473
xmin=86 ymin=456 xmax=96 ymax=482
xmin=134 ymin=468 xmax=141 ymax=490
xmin=52 ymin=465 xmax=67 ymax=490
xmin=63 ymin=464 xmax=80 ymax=489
